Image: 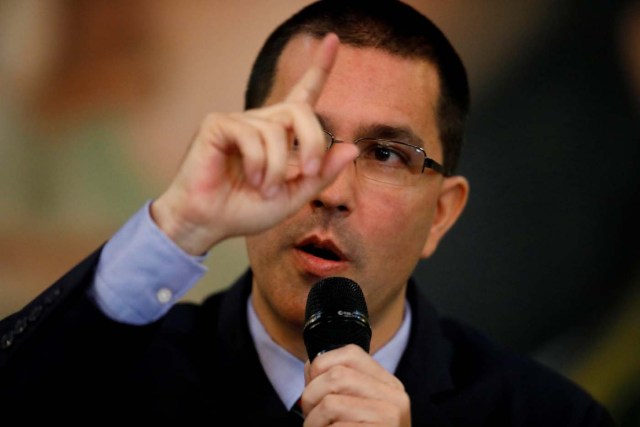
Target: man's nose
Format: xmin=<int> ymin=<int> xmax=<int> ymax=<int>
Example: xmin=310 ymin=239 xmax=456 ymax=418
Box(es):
xmin=310 ymin=161 xmax=357 ymax=214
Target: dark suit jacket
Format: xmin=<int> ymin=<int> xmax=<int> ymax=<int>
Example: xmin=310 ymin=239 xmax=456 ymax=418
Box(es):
xmin=0 ymin=248 xmax=615 ymax=425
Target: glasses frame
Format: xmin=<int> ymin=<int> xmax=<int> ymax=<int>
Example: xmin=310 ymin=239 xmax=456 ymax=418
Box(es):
xmin=322 ymin=129 xmax=449 ymax=177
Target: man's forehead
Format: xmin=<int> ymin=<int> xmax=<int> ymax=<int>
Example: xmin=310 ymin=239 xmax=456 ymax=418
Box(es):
xmin=275 ymin=34 xmax=327 ymax=79
xmin=317 ymin=113 xmax=425 ymax=147
xmin=277 ymin=34 xmax=437 ymax=85
xmin=273 ymin=35 xmax=439 ymax=100
xmin=270 ymin=34 xmax=442 ymax=154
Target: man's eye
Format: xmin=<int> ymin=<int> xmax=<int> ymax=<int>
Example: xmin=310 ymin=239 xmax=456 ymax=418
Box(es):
xmin=373 ymin=146 xmax=393 ymax=162
xmin=363 ymin=143 xmax=408 ymax=166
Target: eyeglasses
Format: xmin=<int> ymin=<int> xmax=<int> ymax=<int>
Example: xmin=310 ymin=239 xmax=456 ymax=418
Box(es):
xmin=288 ymin=130 xmax=449 ymax=186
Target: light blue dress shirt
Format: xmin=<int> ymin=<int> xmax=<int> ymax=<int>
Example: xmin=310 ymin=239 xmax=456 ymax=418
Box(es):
xmin=89 ymin=200 xmax=412 ymax=410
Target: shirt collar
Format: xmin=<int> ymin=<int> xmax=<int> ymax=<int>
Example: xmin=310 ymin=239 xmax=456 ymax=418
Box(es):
xmin=247 ymin=294 xmax=412 ymax=410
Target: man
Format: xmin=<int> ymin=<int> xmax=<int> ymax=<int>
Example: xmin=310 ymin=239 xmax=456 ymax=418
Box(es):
xmin=0 ymin=1 xmax=615 ymax=425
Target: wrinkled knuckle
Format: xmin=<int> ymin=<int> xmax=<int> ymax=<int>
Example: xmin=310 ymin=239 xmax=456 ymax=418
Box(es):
xmin=326 ymin=366 xmax=351 ymax=391
xmin=391 ymin=375 xmax=406 ymax=390
xmin=322 ymin=393 xmax=340 ymax=410
xmin=391 ymin=391 xmax=411 ymax=422
xmin=342 ymin=343 xmax=363 ymax=358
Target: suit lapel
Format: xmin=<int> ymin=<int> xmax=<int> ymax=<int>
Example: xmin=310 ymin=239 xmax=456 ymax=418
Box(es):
xmin=395 ymin=279 xmax=454 ymax=426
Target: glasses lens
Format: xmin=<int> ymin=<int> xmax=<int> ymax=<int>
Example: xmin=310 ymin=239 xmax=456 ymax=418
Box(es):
xmin=355 ymin=139 xmax=425 ymax=186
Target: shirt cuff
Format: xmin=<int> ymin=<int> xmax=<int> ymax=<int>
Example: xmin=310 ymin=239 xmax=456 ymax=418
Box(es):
xmin=89 ymin=200 xmax=208 ymax=325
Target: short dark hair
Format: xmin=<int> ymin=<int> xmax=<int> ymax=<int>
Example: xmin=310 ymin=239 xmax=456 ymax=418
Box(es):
xmin=244 ymin=0 xmax=469 ymax=175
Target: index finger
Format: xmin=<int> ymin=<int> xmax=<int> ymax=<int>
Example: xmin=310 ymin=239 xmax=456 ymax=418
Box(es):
xmin=286 ymin=32 xmax=340 ymax=105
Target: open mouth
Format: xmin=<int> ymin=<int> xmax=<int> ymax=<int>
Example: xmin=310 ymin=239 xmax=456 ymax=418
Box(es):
xmin=296 ymin=238 xmax=346 ymax=262
xmin=299 ymin=244 xmax=342 ymax=261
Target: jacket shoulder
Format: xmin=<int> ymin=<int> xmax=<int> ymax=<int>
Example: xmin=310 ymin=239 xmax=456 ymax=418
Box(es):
xmin=438 ymin=317 xmax=616 ymax=426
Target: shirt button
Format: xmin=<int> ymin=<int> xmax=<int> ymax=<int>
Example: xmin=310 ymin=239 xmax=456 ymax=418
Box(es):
xmin=1 ymin=331 xmax=14 ymax=349
xmin=13 ymin=318 xmax=28 ymax=334
xmin=156 ymin=288 xmax=173 ymax=304
xmin=28 ymin=305 xmax=43 ymax=322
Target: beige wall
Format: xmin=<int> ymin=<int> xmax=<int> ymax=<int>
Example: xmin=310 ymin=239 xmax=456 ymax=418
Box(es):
xmin=0 ymin=0 xmax=554 ymax=317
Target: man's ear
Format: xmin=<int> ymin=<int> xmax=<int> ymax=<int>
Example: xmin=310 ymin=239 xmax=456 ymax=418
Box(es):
xmin=421 ymin=175 xmax=469 ymax=258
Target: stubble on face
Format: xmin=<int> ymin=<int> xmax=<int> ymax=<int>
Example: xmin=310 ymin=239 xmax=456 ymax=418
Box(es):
xmin=246 ymin=34 xmax=445 ymax=357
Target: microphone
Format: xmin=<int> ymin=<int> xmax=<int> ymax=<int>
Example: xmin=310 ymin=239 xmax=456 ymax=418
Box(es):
xmin=303 ymin=276 xmax=372 ymax=362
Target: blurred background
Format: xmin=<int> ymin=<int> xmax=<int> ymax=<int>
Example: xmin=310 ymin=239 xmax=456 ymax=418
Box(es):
xmin=1 ymin=1 xmax=638 ymax=424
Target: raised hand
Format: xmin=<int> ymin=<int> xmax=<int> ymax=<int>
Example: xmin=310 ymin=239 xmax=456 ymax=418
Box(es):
xmin=151 ymin=33 xmax=359 ymax=255
xmin=301 ymin=344 xmax=412 ymax=426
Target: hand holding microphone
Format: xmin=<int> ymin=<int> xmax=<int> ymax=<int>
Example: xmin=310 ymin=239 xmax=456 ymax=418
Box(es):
xmin=301 ymin=277 xmax=411 ymax=426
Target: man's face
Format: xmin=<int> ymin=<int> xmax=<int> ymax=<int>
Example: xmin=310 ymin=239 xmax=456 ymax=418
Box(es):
xmin=246 ymin=35 xmax=453 ymax=344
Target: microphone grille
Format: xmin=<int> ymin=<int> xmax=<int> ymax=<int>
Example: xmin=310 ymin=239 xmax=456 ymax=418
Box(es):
xmin=305 ymin=276 xmax=368 ymax=321
xmin=303 ymin=276 xmax=371 ymax=361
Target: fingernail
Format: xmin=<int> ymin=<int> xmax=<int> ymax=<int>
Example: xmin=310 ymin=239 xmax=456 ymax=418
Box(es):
xmin=304 ymin=158 xmax=320 ymax=176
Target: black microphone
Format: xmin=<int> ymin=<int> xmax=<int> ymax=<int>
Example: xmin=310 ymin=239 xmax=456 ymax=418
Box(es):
xmin=303 ymin=276 xmax=372 ymax=362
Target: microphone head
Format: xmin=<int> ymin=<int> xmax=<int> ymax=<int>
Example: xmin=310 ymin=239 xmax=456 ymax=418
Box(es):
xmin=303 ymin=276 xmax=372 ymax=362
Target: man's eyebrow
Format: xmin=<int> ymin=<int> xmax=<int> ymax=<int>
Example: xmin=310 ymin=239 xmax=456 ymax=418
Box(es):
xmin=315 ymin=115 xmax=425 ymax=147
xmin=357 ymin=123 xmax=424 ymax=147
